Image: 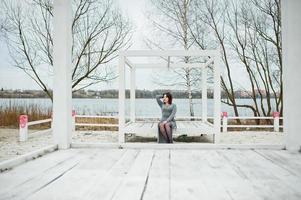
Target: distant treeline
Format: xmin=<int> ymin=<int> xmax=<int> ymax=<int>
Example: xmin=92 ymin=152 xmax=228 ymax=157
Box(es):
xmin=0 ymin=88 xmax=277 ymax=99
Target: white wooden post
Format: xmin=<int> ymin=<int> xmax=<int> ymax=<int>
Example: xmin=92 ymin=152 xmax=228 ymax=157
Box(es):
xmin=130 ymin=66 xmax=136 ymax=122
xmin=222 ymin=112 xmax=228 ymax=133
xmin=213 ymin=53 xmax=221 ymax=144
xmin=52 ymin=0 xmax=72 ymax=149
xmin=118 ymin=55 xmax=126 ymax=144
xmin=273 ymin=112 xmax=280 ymax=132
xmin=19 ymin=115 xmax=28 ymax=142
xmin=72 ymin=110 xmax=76 ymax=131
xmin=202 ymin=66 xmax=207 ymax=122
xmin=282 ymin=0 xmax=301 ymax=152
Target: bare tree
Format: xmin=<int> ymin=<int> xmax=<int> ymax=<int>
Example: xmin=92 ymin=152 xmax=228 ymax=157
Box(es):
xmin=147 ymin=0 xmax=212 ymax=117
xmin=191 ymin=0 xmax=251 ymax=120
xmin=225 ymin=0 xmax=282 ymax=117
xmin=190 ymin=0 xmax=282 ymax=119
xmin=1 ymin=0 xmax=132 ymax=101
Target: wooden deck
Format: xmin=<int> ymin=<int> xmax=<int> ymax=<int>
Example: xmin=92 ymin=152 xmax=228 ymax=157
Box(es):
xmin=1 ymin=148 xmax=301 ymax=200
xmin=124 ymin=121 xmax=215 ymax=136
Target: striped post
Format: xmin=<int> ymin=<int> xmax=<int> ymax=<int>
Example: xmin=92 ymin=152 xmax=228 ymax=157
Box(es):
xmin=222 ymin=112 xmax=228 ymax=133
xmin=273 ymin=112 xmax=280 ymax=132
xmin=19 ymin=115 xmax=28 ymax=142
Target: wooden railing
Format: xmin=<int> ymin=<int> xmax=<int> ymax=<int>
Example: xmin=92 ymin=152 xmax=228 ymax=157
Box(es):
xmin=18 ymin=111 xmax=283 ymax=141
xmin=19 ymin=115 xmax=52 ymax=142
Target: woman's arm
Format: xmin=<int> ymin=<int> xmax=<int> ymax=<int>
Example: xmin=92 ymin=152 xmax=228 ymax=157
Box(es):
xmin=155 ymin=94 xmax=163 ymax=108
xmin=166 ymin=104 xmax=177 ymax=122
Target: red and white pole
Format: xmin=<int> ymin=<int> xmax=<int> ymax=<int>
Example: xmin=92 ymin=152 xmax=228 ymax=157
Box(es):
xmin=222 ymin=112 xmax=228 ymax=133
xmin=72 ymin=110 xmax=76 ymax=131
xmin=19 ymin=115 xmax=28 ymax=142
xmin=273 ymin=112 xmax=280 ymax=132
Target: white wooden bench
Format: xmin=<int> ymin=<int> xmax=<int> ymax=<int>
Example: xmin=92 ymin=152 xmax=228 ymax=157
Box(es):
xmin=123 ymin=120 xmax=215 ymax=142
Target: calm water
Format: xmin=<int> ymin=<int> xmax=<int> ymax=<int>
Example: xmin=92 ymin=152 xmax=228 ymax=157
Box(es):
xmin=0 ymin=98 xmax=277 ymax=117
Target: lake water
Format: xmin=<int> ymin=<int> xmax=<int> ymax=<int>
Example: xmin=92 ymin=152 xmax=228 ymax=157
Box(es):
xmin=0 ymin=98 xmax=277 ymax=117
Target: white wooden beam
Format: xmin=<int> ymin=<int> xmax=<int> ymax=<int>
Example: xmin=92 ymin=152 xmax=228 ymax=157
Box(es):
xmin=202 ymin=66 xmax=207 ymax=122
xmin=282 ymin=0 xmax=301 ymax=152
xmin=130 ymin=66 xmax=136 ymax=122
xmin=134 ymin=63 xmax=205 ymax=69
xmin=119 ymin=50 xmax=218 ymax=57
xmin=213 ymin=53 xmax=221 ymax=144
xmin=118 ymin=55 xmax=126 ymax=144
xmin=125 ymin=58 xmax=133 ymax=68
xmin=52 ymin=0 xmax=72 ymax=149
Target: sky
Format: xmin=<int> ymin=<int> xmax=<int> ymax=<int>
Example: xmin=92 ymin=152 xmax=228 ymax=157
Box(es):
xmin=0 ymin=0 xmax=249 ymax=91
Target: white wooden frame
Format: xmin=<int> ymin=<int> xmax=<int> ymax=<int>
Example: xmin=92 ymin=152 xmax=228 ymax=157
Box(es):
xmin=118 ymin=50 xmax=221 ymax=144
xmin=50 ymin=0 xmax=301 ymax=152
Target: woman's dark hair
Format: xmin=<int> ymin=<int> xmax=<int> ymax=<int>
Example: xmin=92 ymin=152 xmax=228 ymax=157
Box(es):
xmin=163 ymin=92 xmax=172 ymax=104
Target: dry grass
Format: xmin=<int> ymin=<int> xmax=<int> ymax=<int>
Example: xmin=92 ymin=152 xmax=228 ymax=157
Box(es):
xmin=0 ymin=101 xmax=118 ymax=130
xmin=0 ymin=103 xmax=51 ymax=129
xmin=75 ymin=117 xmax=118 ymax=131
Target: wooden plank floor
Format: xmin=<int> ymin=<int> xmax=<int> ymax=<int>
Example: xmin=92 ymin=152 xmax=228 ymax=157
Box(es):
xmin=1 ymin=148 xmax=301 ymax=200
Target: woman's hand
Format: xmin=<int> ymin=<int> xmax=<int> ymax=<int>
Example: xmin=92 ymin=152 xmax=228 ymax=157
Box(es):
xmin=162 ymin=120 xmax=168 ymax=124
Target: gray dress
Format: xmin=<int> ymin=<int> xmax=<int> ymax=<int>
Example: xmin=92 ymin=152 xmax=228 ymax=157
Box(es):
xmin=156 ymin=95 xmax=177 ymax=128
xmin=156 ymin=95 xmax=177 ymax=143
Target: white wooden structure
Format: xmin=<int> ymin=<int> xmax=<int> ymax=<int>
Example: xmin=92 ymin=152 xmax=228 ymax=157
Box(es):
xmin=282 ymin=0 xmax=301 ymax=152
xmin=118 ymin=50 xmax=221 ymax=144
xmin=49 ymin=0 xmax=301 ymax=152
xmin=1 ymin=1 xmax=301 ymax=199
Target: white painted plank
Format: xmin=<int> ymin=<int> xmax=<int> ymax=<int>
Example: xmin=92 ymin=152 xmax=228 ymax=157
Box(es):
xmin=254 ymin=149 xmax=301 ymax=176
xmin=208 ymin=150 xmax=262 ymax=200
xmin=142 ymin=150 xmax=170 ymax=200
xmin=216 ymin=150 xmax=297 ymax=199
xmin=83 ymin=149 xmax=140 ymax=200
xmin=170 ymin=150 xmax=235 ymax=200
xmin=120 ymin=50 xmax=218 ymax=57
xmin=248 ymin=150 xmax=301 ymax=198
xmin=110 ymin=150 xmax=155 ymax=200
xmin=0 ymin=149 xmax=91 ymax=200
xmin=27 ymin=149 xmax=126 ymax=200
xmin=0 ymin=149 xmax=81 ymax=192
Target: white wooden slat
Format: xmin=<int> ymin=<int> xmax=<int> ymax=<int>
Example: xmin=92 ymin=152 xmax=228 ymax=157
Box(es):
xmin=118 ymin=54 xmax=126 ymax=144
xmin=0 ymin=149 xmax=81 ymax=192
xmin=130 ymin=66 xmax=136 ymax=122
xmin=204 ymin=150 xmax=262 ymax=199
xmin=28 ymin=119 xmax=52 ymax=126
xmin=0 ymin=149 xmax=91 ymax=200
xmin=120 ymin=50 xmax=218 ymax=57
xmin=216 ymin=150 xmax=294 ymax=199
xmin=76 ymin=115 xmax=118 ymax=119
xmin=81 ymin=149 xmax=140 ymax=200
xmin=142 ymin=150 xmax=170 ymax=200
xmin=134 ymin=63 xmax=206 ymax=69
xmin=253 ymin=150 xmax=301 ymax=177
xmin=110 ymin=150 xmax=154 ymax=200
xmin=170 ymin=150 xmax=207 ymax=200
xmin=27 ymin=149 xmax=126 ymax=200
xmin=191 ymin=121 xmax=200 ymax=128
xmin=170 ymin=150 xmax=235 ymax=200
xmin=75 ymin=123 xmax=118 ymax=127
xmin=247 ymin=150 xmax=301 ymax=197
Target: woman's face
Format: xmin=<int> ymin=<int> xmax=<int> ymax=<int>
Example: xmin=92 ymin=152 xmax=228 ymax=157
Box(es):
xmin=163 ymin=94 xmax=169 ymax=104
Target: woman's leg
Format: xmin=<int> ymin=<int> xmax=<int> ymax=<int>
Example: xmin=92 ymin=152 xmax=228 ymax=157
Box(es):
xmin=158 ymin=122 xmax=169 ymax=142
xmin=164 ymin=122 xmax=173 ymax=143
